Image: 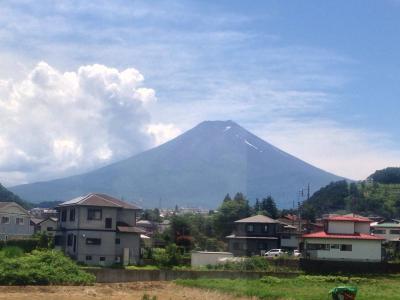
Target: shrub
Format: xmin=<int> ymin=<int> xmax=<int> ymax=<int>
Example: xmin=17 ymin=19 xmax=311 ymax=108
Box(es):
xmin=0 ymin=249 xmax=95 ymax=285
xmin=0 ymin=246 xmax=24 ymax=258
xmin=153 ymin=244 xmax=182 ymax=268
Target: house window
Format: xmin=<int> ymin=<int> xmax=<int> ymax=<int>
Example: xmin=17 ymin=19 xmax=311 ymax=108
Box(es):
xmin=86 ymin=255 xmax=92 ymax=261
xmin=105 ymin=218 xmax=112 ymax=229
xmin=281 ymin=234 xmax=290 ymax=239
xmin=390 ymin=230 xmax=400 ymax=235
xmin=87 ymin=208 xmax=102 ymax=220
xmin=47 ymin=227 xmax=53 ymax=231
xmin=233 ymin=242 xmax=240 ymax=250
xmin=16 ymin=217 xmax=24 ymax=225
xmin=115 ymin=238 xmax=121 ymax=245
xmin=331 ymin=244 xmax=340 ymax=249
xmin=307 ymin=243 xmax=330 ymax=251
xmin=263 ymin=225 xmax=269 ymax=232
xmin=69 ymin=208 xmax=75 ymax=222
xmin=86 ymin=238 xmax=101 ymax=245
xmin=340 ymin=244 xmax=352 ymax=251
xmin=67 ymin=234 xmax=73 ymax=246
xmin=373 ymin=229 xmax=386 ymax=234
xmin=61 ymin=209 xmax=67 ymax=222
xmin=1 ymin=216 xmax=10 ymax=224
xmin=246 ymin=224 xmax=254 ymax=232
xmin=99 ymin=257 xmax=106 ymax=262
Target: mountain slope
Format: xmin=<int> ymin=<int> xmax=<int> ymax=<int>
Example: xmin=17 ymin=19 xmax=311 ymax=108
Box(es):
xmin=0 ymin=183 xmax=31 ymax=209
xmin=10 ymin=120 xmax=344 ymax=208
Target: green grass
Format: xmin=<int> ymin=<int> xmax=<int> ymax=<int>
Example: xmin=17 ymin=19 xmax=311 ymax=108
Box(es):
xmin=176 ymin=275 xmax=400 ymax=300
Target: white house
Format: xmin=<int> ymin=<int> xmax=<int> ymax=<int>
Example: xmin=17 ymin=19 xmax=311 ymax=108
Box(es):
xmin=371 ymin=219 xmax=400 ymax=242
xmin=0 ymin=202 xmax=34 ymax=240
xmin=302 ymin=214 xmax=384 ymax=262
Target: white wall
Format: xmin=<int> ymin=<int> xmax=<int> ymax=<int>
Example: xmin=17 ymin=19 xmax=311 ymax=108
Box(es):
xmin=305 ymin=238 xmax=382 ymax=262
xmin=328 ymin=221 xmax=354 ymax=234
xmin=354 ymin=223 xmax=370 ymax=234
xmin=191 ymin=252 xmax=233 ymax=267
xmin=372 ymin=226 xmax=400 ymax=242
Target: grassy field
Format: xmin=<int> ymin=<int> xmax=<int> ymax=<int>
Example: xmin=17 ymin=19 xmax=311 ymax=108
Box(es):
xmin=176 ymin=275 xmax=400 ymax=300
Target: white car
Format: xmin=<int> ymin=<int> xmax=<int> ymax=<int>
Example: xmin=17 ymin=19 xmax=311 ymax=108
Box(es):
xmin=264 ymin=249 xmax=286 ymax=257
xmin=293 ymin=250 xmax=301 ymax=257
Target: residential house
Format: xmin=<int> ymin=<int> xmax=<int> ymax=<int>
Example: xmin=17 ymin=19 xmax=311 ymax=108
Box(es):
xmin=226 ymin=215 xmax=281 ymax=256
xmin=371 ymin=219 xmax=400 ymax=242
xmin=32 ymin=217 xmax=58 ymax=235
xmin=0 ymin=202 xmax=33 ymax=240
xmin=279 ymin=223 xmax=301 ymax=250
xmin=302 ymin=214 xmax=384 ymax=262
xmin=55 ymin=193 xmax=144 ymax=266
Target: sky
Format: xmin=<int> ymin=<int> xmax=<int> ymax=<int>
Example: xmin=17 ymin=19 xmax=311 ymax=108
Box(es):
xmin=0 ymin=0 xmax=399 ymax=186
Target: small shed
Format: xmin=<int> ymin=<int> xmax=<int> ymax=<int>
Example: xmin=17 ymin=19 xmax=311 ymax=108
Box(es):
xmin=191 ymin=251 xmax=233 ymax=267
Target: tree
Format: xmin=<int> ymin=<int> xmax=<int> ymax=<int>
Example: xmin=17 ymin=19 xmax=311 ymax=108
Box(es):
xmin=213 ymin=192 xmax=251 ymax=238
xmin=223 ymin=193 xmax=232 ymax=202
xmin=260 ymin=196 xmax=278 ymax=219
xmin=369 ymin=167 xmax=400 ymax=184
xmin=141 ymin=208 xmax=161 ymax=222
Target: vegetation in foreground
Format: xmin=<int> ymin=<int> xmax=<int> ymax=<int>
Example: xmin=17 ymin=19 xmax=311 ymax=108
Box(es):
xmin=176 ymin=275 xmax=400 ymax=300
xmin=0 ymin=247 xmax=95 ymax=285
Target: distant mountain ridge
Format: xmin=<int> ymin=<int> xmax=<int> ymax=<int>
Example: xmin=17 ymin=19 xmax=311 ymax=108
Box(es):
xmin=10 ymin=120 xmax=344 ymax=208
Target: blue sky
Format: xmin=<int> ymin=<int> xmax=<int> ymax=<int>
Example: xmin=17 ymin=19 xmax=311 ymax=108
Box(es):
xmin=0 ymin=0 xmax=399 ymax=185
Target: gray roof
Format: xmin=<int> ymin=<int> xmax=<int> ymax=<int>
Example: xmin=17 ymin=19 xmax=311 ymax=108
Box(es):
xmin=0 ymin=202 xmax=13 ymax=209
xmin=234 ymin=215 xmax=279 ymax=224
xmin=58 ymin=193 xmax=141 ymax=210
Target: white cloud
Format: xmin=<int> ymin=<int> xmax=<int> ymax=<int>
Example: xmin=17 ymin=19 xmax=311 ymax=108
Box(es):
xmin=147 ymin=123 xmax=182 ymax=146
xmin=255 ymin=119 xmax=400 ymax=180
xmin=0 ymin=61 xmax=160 ymax=185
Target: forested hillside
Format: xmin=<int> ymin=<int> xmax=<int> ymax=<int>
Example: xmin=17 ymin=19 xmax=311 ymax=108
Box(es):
xmin=0 ymin=183 xmax=31 ymax=209
xmin=302 ymin=169 xmax=400 ymax=220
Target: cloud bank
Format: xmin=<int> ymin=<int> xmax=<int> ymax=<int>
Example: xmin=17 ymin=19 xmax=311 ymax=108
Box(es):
xmin=0 ymin=62 xmax=160 ymax=185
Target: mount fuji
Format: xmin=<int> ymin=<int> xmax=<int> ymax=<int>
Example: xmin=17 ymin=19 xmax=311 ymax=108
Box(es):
xmin=10 ymin=120 xmax=344 ymax=208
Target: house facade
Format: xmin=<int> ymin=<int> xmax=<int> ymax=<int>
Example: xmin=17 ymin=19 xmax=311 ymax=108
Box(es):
xmin=302 ymin=214 xmax=383 ymax=262
xmin=371 ymin=219 xmax=400 ymax=242
xmin=0 ymin=202 xmax=33 ymax=241
xmin=55 ymin=193 xmax=143 ymax=266
xmin=226 ymin=215 xmax=281 ymax=256
xmin=32 ymin=217 xmax=58 ymax=235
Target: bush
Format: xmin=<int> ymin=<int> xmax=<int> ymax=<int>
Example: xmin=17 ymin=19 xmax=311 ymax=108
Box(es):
xmin=0 ymin=249 xmax=95 ymax=285
xmin=0 ymin=246 xmax=24 ymax=258
xmin=153 ymin=244 xmax=182 ymax=268
xmin=0 ymin=239 xmax=39 ymax=252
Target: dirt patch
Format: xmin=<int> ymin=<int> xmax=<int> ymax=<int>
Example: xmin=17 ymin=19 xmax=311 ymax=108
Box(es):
xmin=0 ymin=282 xmax=252 ymax=300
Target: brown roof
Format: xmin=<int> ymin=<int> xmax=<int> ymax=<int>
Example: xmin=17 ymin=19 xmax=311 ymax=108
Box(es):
xmin=234 ymin=215 xmax=279 ymax=224
xmin=58 ymin=193 xmax=141 ymax=210
xmin=117 ymin=226 xmax=146 ymax=234
xmin=0 ymin=202 xmax=13 ymax=209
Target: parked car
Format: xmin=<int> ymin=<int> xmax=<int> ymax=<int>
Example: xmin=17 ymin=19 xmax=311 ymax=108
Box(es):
xmin=264 ymin=249 xmax=286 ymax=257
xmin=293 ymin=250 xmax=301 ymax=257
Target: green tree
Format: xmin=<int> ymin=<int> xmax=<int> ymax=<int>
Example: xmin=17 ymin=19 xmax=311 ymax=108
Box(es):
xmin=260 ymin=196 xmax=278 ymax=219
xmin=213 ymin=192 xmax=251 ymax=238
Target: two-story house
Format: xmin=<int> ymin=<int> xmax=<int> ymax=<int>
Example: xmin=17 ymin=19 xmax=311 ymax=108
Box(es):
xmin=226 ymin=215 xmax=281 ymax=256
xmin=0 ymin=202 xmax=33 ymax=240
xmin=55 ymin=193 xmax=144 ymax=266
xmin=371 ymin=219 xmax=400 ymax=242
xmin=302 ymin=214 xmax=384 ymax=262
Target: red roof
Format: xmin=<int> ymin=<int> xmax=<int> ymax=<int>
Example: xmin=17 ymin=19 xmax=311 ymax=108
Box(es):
xmin=325 ymin=215 xmax=372 ymax=223
xmin=302 ymin=231 xmax=384 ymax=240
